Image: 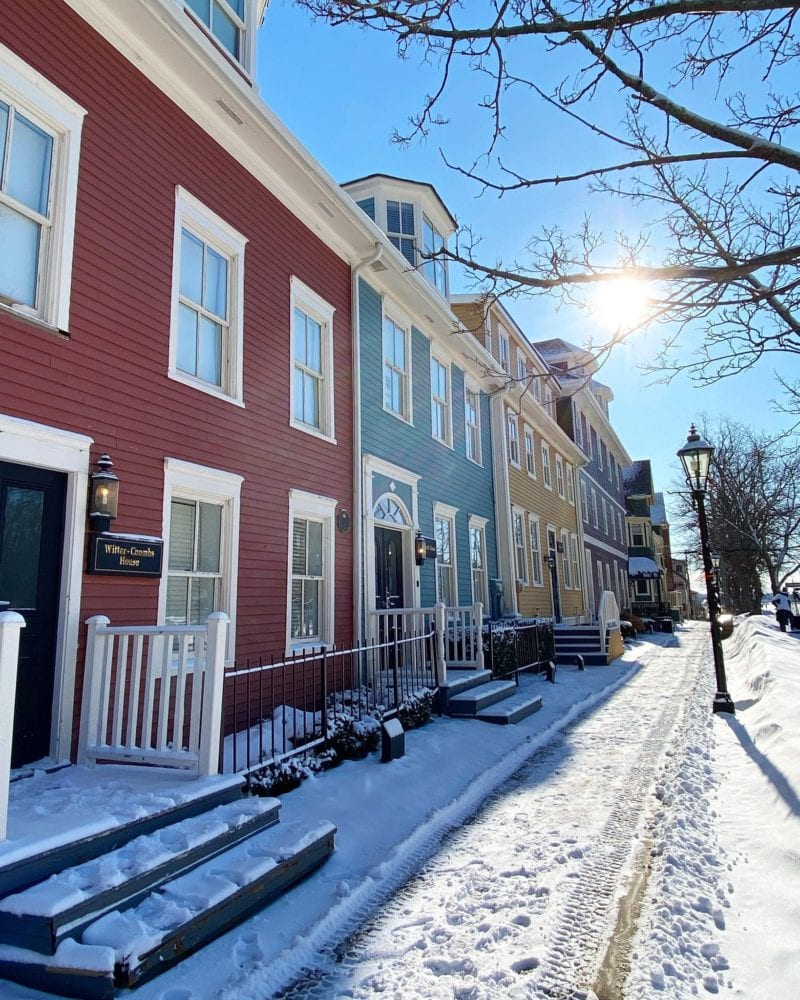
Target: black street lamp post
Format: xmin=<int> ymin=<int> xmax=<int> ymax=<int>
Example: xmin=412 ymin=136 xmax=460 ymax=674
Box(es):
xmin=677 ymin=425 xmax=736 ymax=715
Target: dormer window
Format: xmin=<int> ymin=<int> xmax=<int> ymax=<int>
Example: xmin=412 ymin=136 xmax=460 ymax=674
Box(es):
xmin=422 ymin=215 xmax=447 ymax=294
xmin=185 ymin=0 xmax=249 ymax=68
xmin=387 ymin=199 xmax=416 ymax=266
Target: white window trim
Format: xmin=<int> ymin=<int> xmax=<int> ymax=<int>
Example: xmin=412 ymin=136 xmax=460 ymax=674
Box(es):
xmin=498 ymin=327 xmax=510 ymax=373
xmin=430 ymin=352 xmax=453 ymax=447
xmin=468 ymin=514 xmax=489 ymax=608
xmin=433 ymin=501 xmax=459 ymax=606
xmin=592 ymin=489 xmax=600 ymax=529
xmin=524 ymin=424 xmax=537 ymax=479
xmin=570 ymin=533 xmax=581 ymax=593
xmin=507 ymin=410 xmax=521 ymax=469
xmin=289 ymin=276 xmax=336 ymax=443
xmin=159 ymin=458 xmax=243 ymax=662
xmin=528 ymin=513 xmax=543 ymax=587
xmin=580 ymin=478 xmax=589 ymax=523
xmin=286 ymin=489 xmax=337 ymax=654
xmin=169 ymin=186 xmax=247 ymax=406
xmin=555 ymin=454 xmax=565 ymax=498
xmin=382 ymin=304 xmax=414 ymax=425
xmin=464 ymin=380 xmax=483 ymax=466
xmin=512 ymin=505 xmax=528 ymax=586
xmin=541 ymin=442 xmax=552 ymax=490
xmin=180 ymin=0 xmax=259 ymax=79
xmin=566 ymin=464 xmax=575 ymax=505
xmin=560 ymin=529 xmax=572 ymax=589
xmin=0 ymin=43 xmax=86 ymax=331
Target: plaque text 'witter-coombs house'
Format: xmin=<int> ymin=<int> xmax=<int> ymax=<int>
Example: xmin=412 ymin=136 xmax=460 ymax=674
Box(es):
xmin=88 ymin=534 xmax=164 ymax=577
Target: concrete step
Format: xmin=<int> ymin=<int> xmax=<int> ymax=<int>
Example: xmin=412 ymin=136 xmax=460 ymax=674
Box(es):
xmin=447 ymin=679 xmax=518 ymax=716
xmin=476 ymin=693 xmax=543 ymax=726
xmin=0 ymin=797 xmax=281 ymax=956
xmin=439 ymin=668 xmax=494 ymax=698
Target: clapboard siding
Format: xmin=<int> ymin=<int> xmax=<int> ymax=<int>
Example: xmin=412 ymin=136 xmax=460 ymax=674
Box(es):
xmin=359 ymin=279 xmax=498 ymax=608
xmin=0 ymin=2 xmax=354 ymax=753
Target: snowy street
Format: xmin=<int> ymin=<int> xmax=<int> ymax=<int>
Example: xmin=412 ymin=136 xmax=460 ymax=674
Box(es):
xmin=275 ymin=632 xmax=701 ymax=999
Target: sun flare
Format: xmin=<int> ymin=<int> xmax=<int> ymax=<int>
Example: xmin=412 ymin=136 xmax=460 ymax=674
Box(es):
xmin=592 ymin=277 xmax=650 ymax=331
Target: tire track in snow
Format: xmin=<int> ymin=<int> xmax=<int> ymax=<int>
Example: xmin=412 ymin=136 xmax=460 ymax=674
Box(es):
xmin=269 ymin=639 xmax=702 ymax=999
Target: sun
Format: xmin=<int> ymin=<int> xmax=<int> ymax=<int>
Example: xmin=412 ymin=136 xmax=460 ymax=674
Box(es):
xmin=592 ymin=277 xmax=650 ymax=331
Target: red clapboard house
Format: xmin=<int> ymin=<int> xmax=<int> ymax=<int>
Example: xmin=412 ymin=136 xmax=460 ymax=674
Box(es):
xmin=0 ymin=0 xmax=383 ymax=791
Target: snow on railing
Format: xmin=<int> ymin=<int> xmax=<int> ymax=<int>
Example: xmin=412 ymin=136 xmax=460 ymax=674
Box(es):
xmin=78 ymin=613 xmax=229 ymax=776
xmin=597 ymin=590 xmax=621 ymax=653
xmin=0 ymin=611 xmax=25 ymax=840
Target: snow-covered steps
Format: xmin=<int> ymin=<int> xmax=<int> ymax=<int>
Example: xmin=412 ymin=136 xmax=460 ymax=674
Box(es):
xmin=86 ymin=818 xmax=336 ymax=989
xmin=446 ymin=679 xmax=519 ymax=717
xmin=476 ymin=691 xmax=543 ymax=725
xmin=436 ymin=668 xmax=494 ymax=713
xmin=0 ymin=774 xmax=246 ymax=898
xmin=0 ymin=797 xmax=280 ymax=955
xmin=0 ymin=940 xmax=115 ymax=1000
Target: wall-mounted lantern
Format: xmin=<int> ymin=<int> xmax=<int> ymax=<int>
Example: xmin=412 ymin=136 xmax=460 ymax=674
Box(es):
xmin=89 ymin=453 xmax=120 ymax=532
xmin=415 ymin=530 xmax=427 ymax=566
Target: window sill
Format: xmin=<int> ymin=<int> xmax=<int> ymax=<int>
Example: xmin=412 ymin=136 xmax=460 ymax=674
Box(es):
xmin=0 ymin=301 xmax=69 ymax=338
xmin=383 ymin=406 xmax=414 ymax=427
xmin=290 ymin=418 xmax=337 ymax=446
xmin=466 ymin=456 xmax=484 ymax=468
xmin=168 ymin=369 xmax=245 ymax=408
xmin=432 ymin=434 xmax=454 ymax=451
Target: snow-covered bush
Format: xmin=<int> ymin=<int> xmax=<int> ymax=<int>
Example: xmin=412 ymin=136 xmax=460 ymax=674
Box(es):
xmin=328 ymin=712 xmax=381 ymax=760
xmin=248 ymin=757 xmax=317 ymax=797
xmin=397 ymin=688 xmax=434 ymax=730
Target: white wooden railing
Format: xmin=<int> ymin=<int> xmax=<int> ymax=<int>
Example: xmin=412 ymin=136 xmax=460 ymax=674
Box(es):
xmin=78 ymin=613 xmax=229 ymax=776
xmin=368 ymin=602 xmax=484 ymax=686
xmin=598 ymin=590 xmax=621 ymax=652
xmin=0 ymin=611 xmax=25 ymax=840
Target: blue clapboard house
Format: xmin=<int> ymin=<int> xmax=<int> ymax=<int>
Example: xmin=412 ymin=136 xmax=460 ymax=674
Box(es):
xmin=343 ymin=175 xmax=502 ymax=638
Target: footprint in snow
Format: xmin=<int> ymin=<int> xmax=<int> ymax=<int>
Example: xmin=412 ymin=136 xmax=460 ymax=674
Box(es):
xmin=234 ymin=930 xmax=263 ymax=967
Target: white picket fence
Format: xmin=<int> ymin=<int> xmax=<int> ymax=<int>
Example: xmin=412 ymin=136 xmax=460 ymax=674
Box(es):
xmin=77 ymin=613 xmax=229 ymax=776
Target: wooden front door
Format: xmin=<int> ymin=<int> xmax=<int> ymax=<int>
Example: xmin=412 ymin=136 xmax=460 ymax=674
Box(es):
xmin=0 ymin=461 xmax=66 ymax=767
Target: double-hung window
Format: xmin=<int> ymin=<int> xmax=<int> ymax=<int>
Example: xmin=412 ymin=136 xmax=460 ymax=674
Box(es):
xmin=524 ymin=427 xmax=536 ymax=477
xmin=185 ymin=0 xmax=250 ymax=66
xmin=422 ymin=215 xmax=447 ymax=294
xmin=469 ymin=517 xmax=489 ymax=608
xmin=591 ymin=489 xmax=599 ymax=529
xmin=529 ymin=515 xmax=543 ymax=587
xmin=434 ymin=504 xmax=458 ymax=605
xmin=387 ymin=199 xmax=416 ymax=266
xmin=571 ymin=534 xmax=581 ymax=591
xmin=566 ymin=464 xmax=575 ymax=505
xmin=0 ymin=45 xmax=85 ymax=330
xmin=580 ymin=478 xmax=589 ymax=522
xmin=561 ymin=529 xmax=572 ymax=588
xmin=383 ymin=314 xmax=410 ymax=419
xmin=171 ymin=187 xmax=246 ymax=404
xmin=430 ymin=355 xmax=451 ymax=445
xmin=541 ymin=444 xmax=552 ymax=489
xmin=513 ymin=509 xmax=527 ymax=585
xmin=555 ymin=455 xmax=565 ymax=498
xmin=507 ymin=411 xmax=520 ymax=467
xmin=290 ymin=278 xmax=335 ymax=440
xmin=162 ymin=458 xmax=242 ymax=660
xmin=287 ymin=490 xmax=336 ymax=651
xmin=464 ymin=386 xmax=481 ymax=464
xmin=517 ymin=356 xmax=527 ymax=382
xmin=498 ymin=328 xmax=510 ymax=372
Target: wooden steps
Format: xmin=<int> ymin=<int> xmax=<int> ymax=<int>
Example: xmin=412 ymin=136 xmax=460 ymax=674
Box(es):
xmin=0 ymin=793 xmax=335 ymax=997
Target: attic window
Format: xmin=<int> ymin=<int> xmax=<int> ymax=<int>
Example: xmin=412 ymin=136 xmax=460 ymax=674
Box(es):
xmin=422 ymin=215 xmax=447 ymax=294
xmin=186 ymin=0 xmax=247 ymax=65
xmin=387 ymin=200 xmax=416 ymax=266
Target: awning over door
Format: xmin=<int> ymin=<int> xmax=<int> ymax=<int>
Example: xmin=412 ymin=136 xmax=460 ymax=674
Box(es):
xmin=628 ymin=556 xmax=662 ymax=579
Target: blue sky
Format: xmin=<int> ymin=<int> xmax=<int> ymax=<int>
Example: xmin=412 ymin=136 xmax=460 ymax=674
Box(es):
xmin=256 ymin=2 xmax=792 ymax=542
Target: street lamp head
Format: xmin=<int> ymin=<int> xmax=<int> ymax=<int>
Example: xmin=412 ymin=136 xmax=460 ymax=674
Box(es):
xmin=677 ymin=424 xmax=715 ymax=494
xmin=711 ymin=552 xmax=721 ymax=570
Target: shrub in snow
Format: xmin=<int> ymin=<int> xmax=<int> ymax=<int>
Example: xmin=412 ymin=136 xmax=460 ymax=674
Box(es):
xmin=248 ymin=757 xmax=316 ymax=797
xmin=397 ymin=688 xmax=434 ymax=730
xmin=328 ymin=712 xmax=381 ymax=761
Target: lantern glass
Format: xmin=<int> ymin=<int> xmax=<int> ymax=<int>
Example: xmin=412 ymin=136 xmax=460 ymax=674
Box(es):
xmin=89 ymin=454 xmax=120 ymax=521
xmin=677 ymin=426 xmax=714 ymax=493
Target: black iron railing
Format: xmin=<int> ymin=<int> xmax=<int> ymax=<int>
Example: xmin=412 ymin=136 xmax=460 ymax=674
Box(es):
xmin=485 ymin=619 xmax=555 ymax=682
xmin=222 ymin=628 xmax=437 ymax=774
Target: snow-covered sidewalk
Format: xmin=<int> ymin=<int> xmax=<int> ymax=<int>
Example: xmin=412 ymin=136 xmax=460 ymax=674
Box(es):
xmin=3 ymin=618 xmax=798 ymax=999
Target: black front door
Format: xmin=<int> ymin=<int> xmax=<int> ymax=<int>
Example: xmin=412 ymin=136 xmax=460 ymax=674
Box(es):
xmin=0 ymin=462 xmax=66 ymax=768
xmin=375 ymin=526 xmax=405 ymax=611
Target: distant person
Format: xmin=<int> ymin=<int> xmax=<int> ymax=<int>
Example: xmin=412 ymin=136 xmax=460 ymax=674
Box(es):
xmin=771 ymin=588 xmax=792 ymax=632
